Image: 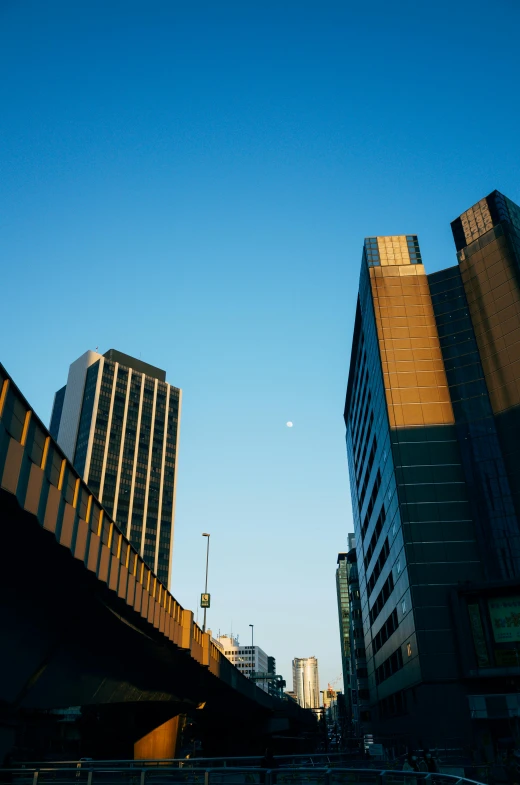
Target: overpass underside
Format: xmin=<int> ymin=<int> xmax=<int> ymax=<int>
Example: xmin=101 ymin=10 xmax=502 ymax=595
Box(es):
xmin=0 ymin=364 xmax=316 ymax=760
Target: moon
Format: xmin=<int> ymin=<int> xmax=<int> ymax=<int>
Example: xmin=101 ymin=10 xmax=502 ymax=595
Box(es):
xmin=286 ymin=421 xmax=293 ymax=427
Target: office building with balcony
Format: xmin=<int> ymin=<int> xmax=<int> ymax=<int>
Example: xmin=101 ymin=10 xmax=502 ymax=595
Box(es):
xmin=50 ymin=349 xmax=181 ymax=588
xmin=343 ymin=191 xmax=520 ymax=748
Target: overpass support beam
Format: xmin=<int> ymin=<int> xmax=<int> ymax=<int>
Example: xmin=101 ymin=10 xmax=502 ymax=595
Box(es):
xmin=134 ymin=715 xmax=182 ymax=760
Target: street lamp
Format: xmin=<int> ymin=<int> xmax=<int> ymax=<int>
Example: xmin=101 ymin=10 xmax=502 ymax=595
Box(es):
xmin=249 ymin=623 xmax=254 ymax=648
xmin=202 ymin=533 xmax=210 ymax=632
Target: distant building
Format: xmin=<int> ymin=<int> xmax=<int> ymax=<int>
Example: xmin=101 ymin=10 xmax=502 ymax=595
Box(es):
xmin=50 ymin=348 xmax=181 ymax=587
xmin=292 ymin=656 xmax=319 ymax=709
xmin=346 ymin=547 xmax=371 ymax=736
xmin=323 ymin=685 xmax=340 ymax=727
xmin=216 ymin=634 xmax=270 ymax=692
xmin=336 ymin=537 xmax=355 ymax=729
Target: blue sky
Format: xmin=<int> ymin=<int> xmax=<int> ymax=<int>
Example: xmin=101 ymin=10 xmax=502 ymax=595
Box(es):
xmin=1 ymin=0 xmax=520 ymax=693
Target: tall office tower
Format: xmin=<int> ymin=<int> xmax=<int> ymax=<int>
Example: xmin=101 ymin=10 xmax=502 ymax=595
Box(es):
xmin=344 ymin=192 xmax=520 ymax=748
xmin=450 ymin=191 xmax=520 ymax=561
xmin=50 ymin=349 xmax=181 ymax=588
xmin=292 ymin=657 xmax=320 ymax=709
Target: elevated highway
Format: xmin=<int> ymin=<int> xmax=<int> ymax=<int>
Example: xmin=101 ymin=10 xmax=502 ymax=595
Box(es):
xmin=0 ymin=363 xmax=314 ymax=761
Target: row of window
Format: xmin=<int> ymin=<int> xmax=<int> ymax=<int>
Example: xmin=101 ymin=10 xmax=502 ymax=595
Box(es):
xmin=364 ymin=505 xmax=386 ymax=572
xmin=373 ymin=608 xmax=398 ymax=655
xmin=366 ymin=537 xmax=390 ymax=597
xmin=358 ymin=436 xmax=377 ymax=507
xmin=375 ymin=646 xmax=403 ymax=686
xmin=369 ymin=571 xmax=394 ymax=626
xmin=379 ymin=688 xmax=407 ymax=719
xmin=361 ymin=469 xmax=382 ymax=539
xmin=352 ymin=365 xmax=369 ymax=437
xmin=353 ymin=389 xmax=372 ymax=461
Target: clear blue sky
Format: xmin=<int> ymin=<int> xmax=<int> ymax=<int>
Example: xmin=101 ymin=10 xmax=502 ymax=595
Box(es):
xmin=1 ymin=0 xmax=520 ymax=694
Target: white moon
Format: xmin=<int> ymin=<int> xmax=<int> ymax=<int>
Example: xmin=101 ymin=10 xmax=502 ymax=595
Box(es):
xmin=286 ymin=421 xmax=293 ymax=427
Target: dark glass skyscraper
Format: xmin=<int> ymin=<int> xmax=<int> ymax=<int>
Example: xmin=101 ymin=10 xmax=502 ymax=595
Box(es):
xmin=51 ymin=349 xmax=181 ymax=588
xmin=344 ymin=192 xmax=520 ymax=747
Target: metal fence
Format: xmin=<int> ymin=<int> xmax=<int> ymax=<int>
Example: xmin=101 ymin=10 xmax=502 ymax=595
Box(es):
xmin=0 ymin=766 xmax=487 ymax=785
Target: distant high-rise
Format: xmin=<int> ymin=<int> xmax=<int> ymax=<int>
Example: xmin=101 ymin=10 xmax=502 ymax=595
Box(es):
xmin=216 ymin=634 xmax=270 ymax=692
xmin=292 ymin=656 xmax=319 ymax=709
xmin=344 ymin=191 xmax=520 ymax=748
xmin=336 ymin=533 xmax=355 ymax=733
xmin=50 ymin=348 xmax=181 ymax=588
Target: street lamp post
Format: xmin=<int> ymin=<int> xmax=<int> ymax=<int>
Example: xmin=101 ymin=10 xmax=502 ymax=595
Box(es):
xmin=249 ymin=624 xmax=254 ymax=648
xmin=249 ymin=624 xmax=254 ymax=675
xmin=202 ymin=533 xmax=210 ymax=632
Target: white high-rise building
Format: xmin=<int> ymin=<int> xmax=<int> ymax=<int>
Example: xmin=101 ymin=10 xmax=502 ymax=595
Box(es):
xmin=216 ymin=634 xmax=270 ymax=692
xmin=292 ymin=656 xmax=320 ymax=709
xmin=50 ymin=348 xmax=181 ymax=588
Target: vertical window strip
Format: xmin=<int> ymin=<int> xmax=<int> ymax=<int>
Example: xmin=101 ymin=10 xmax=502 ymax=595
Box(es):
xmin=168 ymin=387 xmax=182 ymax=581
xmin=127 ymin=373 xmax=145 ymax=541
xmin=140 ymin=377 xmax=158 ymax=558
xmin=112 ymin=369 xmax=132 ymax=522
xmin=98 ymin=362 xmax=118 ymax=502
xmin=155 ymin=383 xmax=171 ymax=574
xmin=83 ymin=357 xmax=104 ymax=484
xmin=86 ymin=495 xmax=93 ymax=523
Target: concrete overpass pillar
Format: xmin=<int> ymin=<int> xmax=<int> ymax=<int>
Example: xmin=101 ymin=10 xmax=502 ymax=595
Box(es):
xmin=134 ymin=715 xmax=182 ymax=760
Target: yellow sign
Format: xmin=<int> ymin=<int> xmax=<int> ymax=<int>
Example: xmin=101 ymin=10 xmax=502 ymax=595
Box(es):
xmin=488 ymin=597 xmax=520 ymax=643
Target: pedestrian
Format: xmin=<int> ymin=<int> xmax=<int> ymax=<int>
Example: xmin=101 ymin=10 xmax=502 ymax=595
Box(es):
xmin=259 ymin=748 xmax=278 ymax=784
xmin=417 ymin=751 xmax=428 ymax=772
xmin=403 ymin=753 xmax=420 ymax=772
xmin=426 ymin=750 xmax=441 ymax=774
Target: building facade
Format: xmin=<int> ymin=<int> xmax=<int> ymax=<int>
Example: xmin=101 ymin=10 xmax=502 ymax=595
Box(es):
xmin=216 ymin=634 xmax=270 ymax=693
xmin=345 ymin=547 xmax=371 ymax=737
xmin=50 ymin=348 xmax=181 ymax=588
xmin=343 ymin=191 xmax=520 ymax=748
xmin=336 ymin=541 xmax=354 ymax=732
xmin=292 ymin=657 xmax=320 ymax=709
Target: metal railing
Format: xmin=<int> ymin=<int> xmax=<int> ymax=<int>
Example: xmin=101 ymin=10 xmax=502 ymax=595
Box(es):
xmin=9 ymin=756 xmax=363 ymax=771
xmin=0 ymin=766 xmax=487 ymax=785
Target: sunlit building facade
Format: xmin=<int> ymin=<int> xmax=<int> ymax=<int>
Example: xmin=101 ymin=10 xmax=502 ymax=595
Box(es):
xmin=50 ymin=348 xmax=181 ymax=588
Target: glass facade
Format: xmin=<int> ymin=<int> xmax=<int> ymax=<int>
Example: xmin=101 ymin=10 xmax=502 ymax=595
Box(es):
xmin=74 ymin=362 xmax=100 ymax=479
xmin=429 ymin=265 xmax=520 ymax=579
xmin=453 ymin=192 xmax=520 ymax=540
xmin=49 ymin=385 xmax=66 ymax=441
xmin=344 ymin=195 xmax=520 ymax=746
